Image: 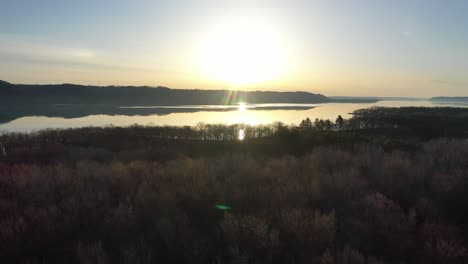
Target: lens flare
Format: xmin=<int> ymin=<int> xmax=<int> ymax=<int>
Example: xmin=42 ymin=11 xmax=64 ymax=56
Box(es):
xmin=215 ymin=204 xmax=231 ymax=211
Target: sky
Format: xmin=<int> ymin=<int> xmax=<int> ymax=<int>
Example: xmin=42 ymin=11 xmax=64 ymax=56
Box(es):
xmin=0 ymin=0 xmax=467 ymax=97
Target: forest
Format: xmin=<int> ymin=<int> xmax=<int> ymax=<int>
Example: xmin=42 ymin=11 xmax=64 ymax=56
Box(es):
xmin=1 ymin=107 xmax=468 ymax=263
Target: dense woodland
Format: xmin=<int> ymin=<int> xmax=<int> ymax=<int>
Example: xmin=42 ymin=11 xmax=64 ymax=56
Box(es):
xmin=1 ymin=107 xmax=468 ymax=263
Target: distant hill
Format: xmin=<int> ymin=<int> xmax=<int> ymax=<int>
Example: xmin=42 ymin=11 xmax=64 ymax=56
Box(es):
xmin=330 ymin=96 xmax=427 ymax=102
xmin=0 ymin=80 xmax=330 ymax=105
xmin=431 ymin=97 xmax=468 ymax=103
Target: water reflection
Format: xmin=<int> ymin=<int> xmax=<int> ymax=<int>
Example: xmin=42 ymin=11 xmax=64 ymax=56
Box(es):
xmin=238 ymin=102 xmax=247 ymax=112
xmin=1 ymin=100 xmax=467 ymax=132
xmin=238 ymin=129 xmax=245 ymax=140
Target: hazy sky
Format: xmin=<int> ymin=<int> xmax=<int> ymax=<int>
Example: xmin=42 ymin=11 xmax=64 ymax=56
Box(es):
xmin=1 ymin=0 xmax=467 ymax=96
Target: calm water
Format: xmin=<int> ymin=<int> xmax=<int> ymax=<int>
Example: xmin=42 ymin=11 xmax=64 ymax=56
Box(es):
xmin=1 ymin=100 xmax=467 ymax=132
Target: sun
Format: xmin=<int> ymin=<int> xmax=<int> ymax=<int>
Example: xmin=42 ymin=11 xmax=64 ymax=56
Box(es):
xmin=199 ymin=18 xmax=287 ymax=86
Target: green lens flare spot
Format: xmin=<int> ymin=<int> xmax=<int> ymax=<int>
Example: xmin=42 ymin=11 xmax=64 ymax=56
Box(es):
xmin=215 ymin=204 xmax=231 ymax=211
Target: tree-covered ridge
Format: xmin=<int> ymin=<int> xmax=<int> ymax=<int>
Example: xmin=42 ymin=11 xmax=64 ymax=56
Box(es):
xmin=0 ymin=80 xmax=330 ymax=105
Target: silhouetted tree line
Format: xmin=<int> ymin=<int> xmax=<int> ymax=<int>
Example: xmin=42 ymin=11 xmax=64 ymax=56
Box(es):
xmin=350 ymin=107 xmax=468 ymax=138
xmin=1 ymin=107 xmax=468 ymax=263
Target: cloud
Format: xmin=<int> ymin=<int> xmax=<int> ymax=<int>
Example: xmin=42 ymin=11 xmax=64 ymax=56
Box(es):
xmin=0 ymin=33 xmax=195 ymax=81
xmin=58 ymin=48 xmax=96 ymax=60
xmin=432 ymin=79 xmax=468 ymax=86
xmin=401 ymin=31 xmax=412 ymax=37
xmin=0 ymin=35 xmax=96 ymax=63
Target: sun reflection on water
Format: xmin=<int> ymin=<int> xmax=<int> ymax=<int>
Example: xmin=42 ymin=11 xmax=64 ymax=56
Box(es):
xmin=229 ymin=102 xmax=260 ymax=125
xmin=238 ymin=102 xmax=247 ymax=112
xmin=238 ymin=129 xmax=245 ymax=140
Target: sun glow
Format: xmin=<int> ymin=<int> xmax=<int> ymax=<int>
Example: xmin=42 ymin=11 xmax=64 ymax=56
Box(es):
xmin=199 ymin=18 xmax=287 ymax=86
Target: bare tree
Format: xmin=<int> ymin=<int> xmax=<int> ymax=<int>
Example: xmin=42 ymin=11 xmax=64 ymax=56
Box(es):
xmin=335 ymin=115 xmax=344 ymax=131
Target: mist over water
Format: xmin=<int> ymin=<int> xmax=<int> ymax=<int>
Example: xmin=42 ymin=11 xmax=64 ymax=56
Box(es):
xmin=1 ymin=100 xmax=467 ymax=132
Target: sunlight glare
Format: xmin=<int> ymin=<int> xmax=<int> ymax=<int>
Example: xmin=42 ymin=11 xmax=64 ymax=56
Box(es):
xmin=199 ymin=18 xmax=287 ymax=86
